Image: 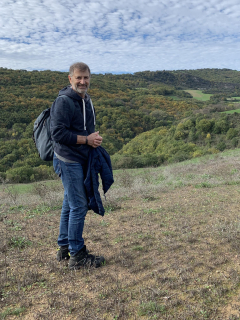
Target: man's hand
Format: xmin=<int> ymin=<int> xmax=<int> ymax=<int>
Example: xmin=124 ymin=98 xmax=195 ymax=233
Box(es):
xmin=87 ymin=131 xmax=102 ymax=148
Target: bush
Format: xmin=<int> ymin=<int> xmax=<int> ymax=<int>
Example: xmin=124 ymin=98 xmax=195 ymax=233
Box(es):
xmin=174 ymin=123 xmax=189 ymax=140
xmin=216 ymin=140 xmax=226 ymax=151
xmin=0 ymin=172 xmax=6 ymax=180
xmin=6 ymin=165 xmax=55 ymax=183
xmin=196 ymin=119 xmax=214 ymax=133
xmin=6 ymin=166 xmax=34 ymax=183
xmin=206 ymin=147 xmax=219 ymax=154
xmin=188 ymin=129 xmax=198 ymax=142
xmin=231 ymin=137 xmax=238 ymax=147
xmin=192 ymin=150 xmax=204 ymax=158
xmin=213 ymin=119 xmax=229 ymax=134
xmin=31 ymin=165 xmax=55 ymax=181
xmin=169 ymin=151 xmax=190 ymax=163
xmin=226 ymin=128 xmax=238 ymax=140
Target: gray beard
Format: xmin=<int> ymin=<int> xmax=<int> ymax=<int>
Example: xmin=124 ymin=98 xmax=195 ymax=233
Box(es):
xmin=72 ymin=84 xmax=88 ymax=95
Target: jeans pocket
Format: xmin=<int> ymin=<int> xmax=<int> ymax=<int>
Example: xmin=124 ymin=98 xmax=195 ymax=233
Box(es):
xmin=53 ymin=157 xmax=61 ymax=177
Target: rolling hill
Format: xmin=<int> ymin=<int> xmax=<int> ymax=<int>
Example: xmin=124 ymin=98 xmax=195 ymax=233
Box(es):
xmin=1 ymin=67 xmax=240 ymax=182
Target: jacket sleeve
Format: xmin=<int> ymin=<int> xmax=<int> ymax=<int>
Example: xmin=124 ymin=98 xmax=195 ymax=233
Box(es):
xmin=84 ymin=149 xmax=105 ymax=216
xmin=50 ymin=96 xmax=77 ymax=145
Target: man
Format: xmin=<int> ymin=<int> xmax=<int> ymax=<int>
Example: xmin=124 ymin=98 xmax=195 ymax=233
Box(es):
xmin=50 ymin=62 xmax=105 ymax=269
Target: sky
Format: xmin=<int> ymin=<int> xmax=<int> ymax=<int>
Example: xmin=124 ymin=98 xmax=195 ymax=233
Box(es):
xmin=1 ymin=0 xmax=240 ymax=74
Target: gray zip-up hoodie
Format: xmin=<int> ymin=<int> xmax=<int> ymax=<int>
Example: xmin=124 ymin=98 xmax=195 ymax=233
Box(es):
xmin=50 ymin=85 xmax=96 ymax=165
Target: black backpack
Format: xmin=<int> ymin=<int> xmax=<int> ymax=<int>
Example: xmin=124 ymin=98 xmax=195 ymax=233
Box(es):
xmin=33 ymin=95 xmax=75 ymax=161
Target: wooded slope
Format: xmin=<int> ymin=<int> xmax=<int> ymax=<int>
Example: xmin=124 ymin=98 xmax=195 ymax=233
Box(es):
xmin=1 ymin=67 xmax=240 ymax=181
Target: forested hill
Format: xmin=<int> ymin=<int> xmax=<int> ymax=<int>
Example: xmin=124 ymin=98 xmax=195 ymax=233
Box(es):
xmin=1 ymin=67 xmax=240 ymax=182
xmin=134 ymin=68 xmax=240 ymax=92
xmin=176 ymin=68 xmax=240 ymax=85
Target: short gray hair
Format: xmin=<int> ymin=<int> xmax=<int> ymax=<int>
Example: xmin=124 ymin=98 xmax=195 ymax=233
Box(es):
xmin=69 ymin=62 xmax=91 ymax=77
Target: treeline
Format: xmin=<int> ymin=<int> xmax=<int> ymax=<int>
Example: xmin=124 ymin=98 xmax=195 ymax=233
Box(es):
xmin=178 ymin=68 xmax=240 ymax=85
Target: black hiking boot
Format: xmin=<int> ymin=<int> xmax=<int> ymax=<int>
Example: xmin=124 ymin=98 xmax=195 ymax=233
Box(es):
xmin=56 ymin=245 xmax=70 ymax=261
xmin=69 ymin=245 xmax=105 ymax=270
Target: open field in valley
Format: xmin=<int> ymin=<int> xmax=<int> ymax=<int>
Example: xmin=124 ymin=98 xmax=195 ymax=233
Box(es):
xmin=222 ymin=109 xmax=240 ymax=114
xmin=227 ymin=98 xmax=240 ymax=103
xmin=184 ymin=90 xmax=213 ymax=101
xmin=2 ymin=150 xmax=240 ymax=319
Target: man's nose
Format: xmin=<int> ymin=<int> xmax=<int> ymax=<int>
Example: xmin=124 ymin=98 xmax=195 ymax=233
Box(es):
xmin=80 ymin=78 xmax=85 ymax=84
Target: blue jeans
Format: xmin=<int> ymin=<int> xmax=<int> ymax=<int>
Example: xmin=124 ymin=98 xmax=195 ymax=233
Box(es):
xmin=53 ymin=154 xmax=88 ymax=256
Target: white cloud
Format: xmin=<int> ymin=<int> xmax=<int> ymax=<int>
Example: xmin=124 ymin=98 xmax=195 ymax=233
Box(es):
xmin=0 ymin=0 xmax=240 ymax=72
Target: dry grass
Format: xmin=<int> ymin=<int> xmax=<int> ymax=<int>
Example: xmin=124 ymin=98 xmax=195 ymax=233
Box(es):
xmin=2 ymin=150 xmax=240 ymax=319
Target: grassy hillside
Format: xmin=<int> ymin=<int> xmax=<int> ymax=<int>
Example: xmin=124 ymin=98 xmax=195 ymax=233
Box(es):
xmin=2 ymin=149 xmax=240 ymax=319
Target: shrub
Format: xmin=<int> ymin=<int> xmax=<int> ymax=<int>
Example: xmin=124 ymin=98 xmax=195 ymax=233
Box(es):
xmin=196 ymin=119 xmax=214 ymax=133
xmin=6 ymin=165 xmax=55 ymax=183
xmin=226 ymin=128 xmax=238 ymax=140
xmin=188 ymin=129 xmax=198 ymax=142
xmin=31 ymin=165 xmax=55 ymax=181
xmin=183 ymin=119 xmax=194 ymax=129
xmin=213 ymin=119 xmax=229 ymax=134
xmin=192 ymin=150 xmax=204 ymax=158
xmin=232 ymin=137 xmax=238 ymax=147
xmin=6 ymin=166 xmax=34 ymax=183
xmin=207 ymin=147 xmax=219 ymax=154
xmin=216 ymin=140 xmax=226 ymax=151
xmin=0 ymin=172 xmax=6 ymax=180
xmin=174 ymin=123 xmax=189 ymax=140
xmin=169 ymin=151 xmax=190 ymax=163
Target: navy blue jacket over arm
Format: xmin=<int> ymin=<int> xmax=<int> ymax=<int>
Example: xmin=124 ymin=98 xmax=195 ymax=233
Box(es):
xmin=84 ymin=146 xmax=114 ymax=216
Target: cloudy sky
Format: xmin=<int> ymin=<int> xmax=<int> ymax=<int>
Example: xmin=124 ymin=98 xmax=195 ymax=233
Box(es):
xmin=1 ymin=0 xmax=240 ymax=73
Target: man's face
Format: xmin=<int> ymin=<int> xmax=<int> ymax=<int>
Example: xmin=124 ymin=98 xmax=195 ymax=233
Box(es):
xmin=68 ymin=69 xmax=90 ymax=98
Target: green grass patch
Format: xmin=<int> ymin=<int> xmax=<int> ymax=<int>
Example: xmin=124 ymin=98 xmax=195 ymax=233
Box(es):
xmin=184 ymin=90 xmax=212 ymax=101
xmin=138 ymin=301 xmax=166 ymax=316
xmin=195 ymin=182 xmax=213 ymax=188
xmin=132 ymin=245 xmax=144 ymax=251
xmin=227 ymin=96 xmax=240 ymax=101
xmin=0 ymin=307 xmax=26 ymax=319
xmin=8 ymin=236 xmax=32 ymax=249
xmin=0 ymin=180 xmax=61 ymax=194
xmin=222 ymin=108 xmax=240 ymax=114
xmin=7 ymin=184 xmax=33 ymax=194
xmin=169 ymin=95 xmax=182 ymax=100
